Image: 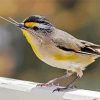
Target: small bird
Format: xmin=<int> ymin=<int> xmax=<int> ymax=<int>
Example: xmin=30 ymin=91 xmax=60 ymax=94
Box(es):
xmin=0 ymin=15 xmax=100 ymax=92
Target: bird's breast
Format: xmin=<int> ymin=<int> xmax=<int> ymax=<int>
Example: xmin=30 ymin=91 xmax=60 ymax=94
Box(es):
xmin=21 ymin=29 xmax=43 ymax=60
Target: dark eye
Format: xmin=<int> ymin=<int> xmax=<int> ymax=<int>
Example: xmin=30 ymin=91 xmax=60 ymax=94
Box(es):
xmin=33 ymin=26 xmax=39 ymax=31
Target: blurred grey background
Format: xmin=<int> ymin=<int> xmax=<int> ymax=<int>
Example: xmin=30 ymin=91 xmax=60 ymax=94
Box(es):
xmin=0 ymin=0 xmax=100 ymax=91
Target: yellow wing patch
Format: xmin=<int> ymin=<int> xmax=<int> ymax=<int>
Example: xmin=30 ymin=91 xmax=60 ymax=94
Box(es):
xmin=25 ymin=22 xmax=36 ymax=27
xmin=53 ymin=54 xmax=78 ymax=61
xmin=21 ymin=29 xmax=42 ymax=60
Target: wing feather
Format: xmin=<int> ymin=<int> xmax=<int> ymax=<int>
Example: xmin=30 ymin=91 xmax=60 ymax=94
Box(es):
xmin=52 ymin=29 xmax=85 ymax=51
xmin=51 ymin=28 xmax=100 ymax=55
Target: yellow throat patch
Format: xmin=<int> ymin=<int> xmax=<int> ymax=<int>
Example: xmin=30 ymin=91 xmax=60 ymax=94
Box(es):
xmin=21 ymin=29 xmax=42 ymax=60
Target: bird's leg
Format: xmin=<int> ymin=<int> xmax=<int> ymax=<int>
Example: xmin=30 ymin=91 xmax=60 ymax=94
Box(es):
xmin=37 ymin=75 xmax=68 ymax=87
xmin=65 ymin=69 xmax=83 ymax=89
xmin=37 ymin=70 xmax=73 ymax=87
xmin=65 ymin=75 xmax=80 ymax=89
xmin=53 ymin=75 xmax=80 ymax=92
xmin=53 ymin=70 xmax=83 ymax=92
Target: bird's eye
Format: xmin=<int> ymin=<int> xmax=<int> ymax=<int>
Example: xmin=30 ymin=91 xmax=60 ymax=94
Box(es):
xmin=24 ymin=22 xmax=36 ymax=28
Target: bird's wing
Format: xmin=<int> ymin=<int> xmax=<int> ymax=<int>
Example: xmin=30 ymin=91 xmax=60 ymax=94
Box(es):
xmin=79 ymin=40 xmax=100 ymax=55
xmin=51 ymin=29 xmax=100 ymax=55
xmin=51 ymin=29 xmax=85 ymax=51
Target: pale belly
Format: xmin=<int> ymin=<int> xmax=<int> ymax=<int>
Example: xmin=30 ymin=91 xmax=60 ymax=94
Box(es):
xmin=37 ymin=44 xmax=96 ymax=72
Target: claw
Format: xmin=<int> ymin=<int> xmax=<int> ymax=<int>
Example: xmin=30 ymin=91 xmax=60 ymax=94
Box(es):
xmin=52 ymin=88 xmax=61 ymax=93
xmin=37 ymin=81 xmax=60 ymax=87
xmin=52 ymin=85 xmax=77 ymax=93
xmin=37 ymin=83 xmax=50 ymax=87
xmin=37 ymin=82 xmax=56 ymax=87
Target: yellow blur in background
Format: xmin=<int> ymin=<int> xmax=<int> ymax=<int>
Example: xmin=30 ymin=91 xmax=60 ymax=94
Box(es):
xmin=0 ymin=0 xmax=100 ymax=91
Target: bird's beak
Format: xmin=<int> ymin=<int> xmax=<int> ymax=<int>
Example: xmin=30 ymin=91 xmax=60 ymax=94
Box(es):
xmin=16 ymin=23 xmax=25 ymax=29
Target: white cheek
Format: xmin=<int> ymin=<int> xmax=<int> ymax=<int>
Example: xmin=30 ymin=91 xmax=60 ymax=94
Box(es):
xmin=36 ymin=23 xmax=48 ymax=28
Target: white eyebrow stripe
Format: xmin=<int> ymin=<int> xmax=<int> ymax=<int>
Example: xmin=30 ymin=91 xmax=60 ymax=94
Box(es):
xmin=36 ymin=23 xmax=48 ymax=28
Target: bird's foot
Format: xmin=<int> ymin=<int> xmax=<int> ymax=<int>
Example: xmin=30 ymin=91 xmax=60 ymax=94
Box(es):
xmin=37 ymin=77 xmax=61 ymax=87
xmin=37 ymin=83 xmax=55 ymax=87
xmin=37 ymin=81 xmax=59 ymax=87
xmin=53 ymin=85 xmax=77 ymax=92
xmin=37 ymin=75 xmax=69 ymax=87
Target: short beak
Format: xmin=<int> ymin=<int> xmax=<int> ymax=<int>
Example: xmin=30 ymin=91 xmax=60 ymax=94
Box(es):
xmin=16 ymin=23 xmax=24 ymax=29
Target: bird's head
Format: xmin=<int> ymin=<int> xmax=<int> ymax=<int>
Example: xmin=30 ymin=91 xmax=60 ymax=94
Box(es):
xmin=24 ymin=15 xmax=53 ymax=29
xmin=20 ymin=15 xmax=54 ymax=36
xmin=0 ymin=15 xmax=54 ymax=38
